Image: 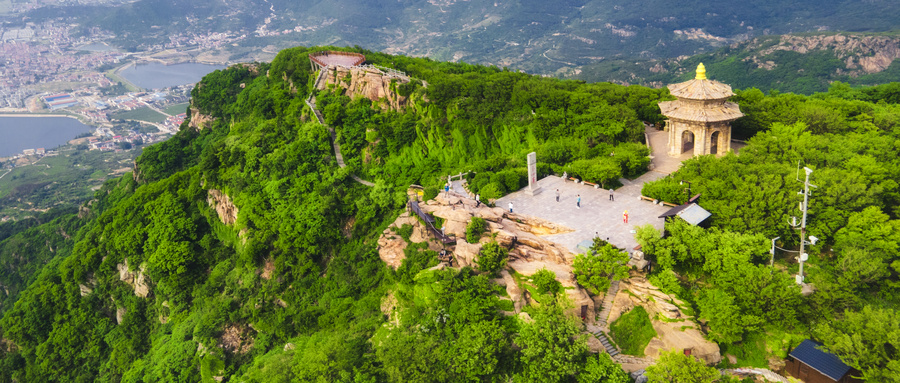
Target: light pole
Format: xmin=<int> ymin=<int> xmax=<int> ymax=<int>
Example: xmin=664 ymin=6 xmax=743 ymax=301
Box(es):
xmin=769 ymin=237 xmax=780 ymax=267
xmin=679 ymin=180 xmax=692 ymax=202
xmin=796 ymin=167 xmax=817 ymax=285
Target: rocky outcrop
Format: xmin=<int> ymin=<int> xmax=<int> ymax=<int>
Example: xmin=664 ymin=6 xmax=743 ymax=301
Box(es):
xmin=208 ymin=189 xmax=238 ymax=226
xmin=118 ymin=259 xmax=150 ymax=298
xmin=375 ymin=190 xmax=594 ymax=319
xmin=319 ymin=66 xmax=411 ymax=110
xmin=752 ymin=34 xmax=900 ymax=75
xmin=188 ymin=107 xmax=216 ymax=130
xmin=608 ymin=274 xmax=721 ymax=365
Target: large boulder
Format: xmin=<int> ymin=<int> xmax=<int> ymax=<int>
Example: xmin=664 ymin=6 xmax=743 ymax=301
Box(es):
xmin=453 ymin=241 xmax=482 ymax=268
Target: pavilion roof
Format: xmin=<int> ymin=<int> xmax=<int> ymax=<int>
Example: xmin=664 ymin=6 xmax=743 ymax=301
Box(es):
xmin=658 ymin=100 xmax=744 ymax=123
xmin=667 ymin=78 xmax=735 ymax=100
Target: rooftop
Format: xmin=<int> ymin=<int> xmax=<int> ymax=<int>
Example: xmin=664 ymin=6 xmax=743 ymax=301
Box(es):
xmin=789 ymin=339 xmax=853 ymax=381
xmin=658 ymin=99 xmax=744 ymax=123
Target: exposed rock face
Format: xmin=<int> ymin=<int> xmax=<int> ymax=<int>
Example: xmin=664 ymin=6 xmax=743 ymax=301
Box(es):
xmin=188 ymin=107 xmax=216 ymax=130
xmin=208 ymin=189 xmax=238 ymax=226
xmin=608 ymin=274 xmax=721 ymax=365
xmin=375 ymin=190 xmax=594 ymax=319
xmin=118 ymin=259 xmax=150 ymax=298
xmin=116 ymin=307 xmax=127 ymax=325
xmin=219 ymin=324 xmax=255 ymax=355
xmin=319 ymin=66 xmax=411 ymax=110
xmin=750 ymin=34 xmax=900 ymax=75
xmin=376 ymin=213 xmax=423 ymax=269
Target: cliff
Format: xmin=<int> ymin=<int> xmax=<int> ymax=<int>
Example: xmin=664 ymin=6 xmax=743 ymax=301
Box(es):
xmin=318 ymin=66 xmax=412 ymax=110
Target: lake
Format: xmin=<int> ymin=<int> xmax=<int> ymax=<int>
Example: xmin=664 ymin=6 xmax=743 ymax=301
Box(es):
xmin=119 ymin=62 xmax=226 ymax=90
xmin=0 ymin=116 xmax=94 ymax=158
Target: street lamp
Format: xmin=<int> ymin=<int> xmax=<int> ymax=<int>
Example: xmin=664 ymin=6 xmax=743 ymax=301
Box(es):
xmin=769 ymin=237 xmax=780 ymax=267
xmin=679 ymin=180 xmax=692 ymax=202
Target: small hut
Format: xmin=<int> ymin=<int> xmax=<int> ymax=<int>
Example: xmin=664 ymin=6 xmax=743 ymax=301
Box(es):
xmin=658 ymin=63 xmax=743 ymax=157
xmin=785 ymin=340 xmax=863 ymax=383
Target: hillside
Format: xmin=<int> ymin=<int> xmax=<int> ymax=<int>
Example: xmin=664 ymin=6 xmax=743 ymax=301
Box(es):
xmin=16 ymin=0 xmax=900 ymax=75
xmin=573 ymin=32 xmax=900 ymax=94
xmin=1 ymin=46 xmax=899 ymax=382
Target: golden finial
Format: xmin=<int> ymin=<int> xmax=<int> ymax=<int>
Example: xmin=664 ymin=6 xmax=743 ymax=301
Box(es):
xmin=695 ymin=63 xmax=707 ymax=80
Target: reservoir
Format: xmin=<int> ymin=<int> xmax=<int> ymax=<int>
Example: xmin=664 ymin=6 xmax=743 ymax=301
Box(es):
xmin=0 ymin=116 xmax=93 ymax=158
xmin=119 ymin=62 xmax=226 ymax=90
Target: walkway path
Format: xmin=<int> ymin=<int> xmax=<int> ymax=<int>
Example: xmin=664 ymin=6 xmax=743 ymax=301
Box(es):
xmin=496 ymin=128 xmax=681 ymax=254
xmin=305 ymin=94 xmax=374 ymax=187
xmin=450 ymin=179 xmax=470 ymax=198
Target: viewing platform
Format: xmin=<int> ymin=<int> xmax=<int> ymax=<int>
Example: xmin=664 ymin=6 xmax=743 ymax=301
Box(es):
xmin=309 ymin=51 xmax=366 ymax=71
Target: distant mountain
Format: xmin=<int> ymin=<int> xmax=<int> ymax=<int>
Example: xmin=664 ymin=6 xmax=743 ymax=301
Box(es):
xmin=571 ymin=32 xmax=900 ymax=94
xmin=18 ymin=0 xmax=900 ymax=76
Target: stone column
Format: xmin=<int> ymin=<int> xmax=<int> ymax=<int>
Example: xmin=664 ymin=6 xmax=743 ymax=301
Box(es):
xmin=668 ymin=121 xmax=680 ymax=157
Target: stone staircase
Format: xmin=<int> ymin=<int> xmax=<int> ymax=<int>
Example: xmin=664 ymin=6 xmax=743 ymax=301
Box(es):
xmin=592 ymin=330 xmax=620 ymax=357
xmin=597 ymin=280 xmax=620 ymax=328
xmin=591 ymin=279 xmax=622 ymax=357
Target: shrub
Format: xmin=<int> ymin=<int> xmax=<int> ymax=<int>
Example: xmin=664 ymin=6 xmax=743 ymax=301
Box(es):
xmin=609 ymin=306 xmax=656 ymax=356
xmin=395 ymin=223 xmax=414 ymax=243
xmin=478 ymin=183 xmax=503 ymax=201
xmin=466 ymin=217 xmax=487 ymax=243
xmin=477 ymin=241 xmax=508 ymax=276
xmin=572 ymin=243 xmax=630 ymax=295
xmin=531 ymin=268 xmax=561 ymax=295
xmin=423 ymin=186 xmax=439 ymax=201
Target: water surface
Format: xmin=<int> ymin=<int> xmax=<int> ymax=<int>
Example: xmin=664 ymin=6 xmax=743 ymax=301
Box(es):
xmin=0 ymin=117 xmax=93 ymax=157
xmin=119 ymin=62 xmax=225 ymax=90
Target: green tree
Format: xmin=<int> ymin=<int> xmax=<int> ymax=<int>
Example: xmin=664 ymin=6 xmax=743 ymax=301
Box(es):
xmin=644 ymin=350 xmax=721 ymax=383
xmin=466 ymin=217 xmax=487 ymax=243
xmin=531 ymin=268 xmax=561 ymax=295
xmin=476 ymin=241 xmax=509 ymax=277
xmin=577 ymin=353 xmax=630 ymax=383
xmin=696 ymin=289 xmax=761 ymax=344
xmin=816 ymin=306 xmax=900 ymax=382
xmin=515 ymin=301 xmax=588 ymax=382
xmin=572 ymin=241 xmax=630 ymax=295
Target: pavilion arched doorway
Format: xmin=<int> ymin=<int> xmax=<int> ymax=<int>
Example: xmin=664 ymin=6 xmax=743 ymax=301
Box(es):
xmin=681 ymin=130 xmax=694 ymax=154
xmin=710 ymin=131 xmax=720 ymax=155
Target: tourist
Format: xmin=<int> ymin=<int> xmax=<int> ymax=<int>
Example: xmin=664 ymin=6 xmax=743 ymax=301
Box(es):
xmin=562 ymin=171 xmax=567 ymax=182
xmin=609 ymin=188 xmax=614 ymax=201
xmin=508 ymin=202 xmax=513 ymax=213
xmin=555 ymin=189 xmax=560 ymax=202
xmin=577 ymin=194 xmax=581 ymax=209
xmin=623 ymin=210 xmax=629 ymax=224
xmin=475 ymin=194 xmax=481 ymax=207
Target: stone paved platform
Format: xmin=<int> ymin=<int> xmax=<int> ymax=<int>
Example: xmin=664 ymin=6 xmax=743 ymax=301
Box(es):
xmin=497 ymin=176 xmax=670 ymax=254
xmin=495 ymin=128 xmax=685 ymax=255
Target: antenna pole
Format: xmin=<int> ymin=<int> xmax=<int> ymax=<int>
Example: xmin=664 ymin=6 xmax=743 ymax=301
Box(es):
xmin=797 ymin=167 xmax=814 ymax=284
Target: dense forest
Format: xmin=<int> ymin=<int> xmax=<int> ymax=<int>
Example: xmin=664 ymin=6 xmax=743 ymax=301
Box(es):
xmin=0 ymin=45 xmax=898 ymax=382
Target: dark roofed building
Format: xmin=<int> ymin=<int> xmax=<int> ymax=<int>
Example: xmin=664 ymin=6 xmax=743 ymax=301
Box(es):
xmin=658 ymin=202 xmax=711 ymax=226
xmin=785 ymin=340 xmax=862 ymax=383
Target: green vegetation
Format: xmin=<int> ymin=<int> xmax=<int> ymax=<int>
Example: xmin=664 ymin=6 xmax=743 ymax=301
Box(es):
xmin=476 ymin=241 xmax=508 ymax=277
xmin=0 ymin=46 xmax=642 ymax=382
xmin=0 ymin=148 xmax=141 ymax=219
xmin=572 ymin=240 xmax=630 ymax=295
xmin=609 ymin=306 xmax=656 ymax=356
xmin=465 ymin=216 xmax=486 ymax=243
xmin=637 ymin=80 xmax=900 ymax=377
xmin=2 ymin=43 xmax=900 ymax=382
xmin=645 ymin=350 xmax=724 ymax=383
xmin=163 ymin=102 xmax=190 ymax=116
xmin=110 ymin=107 xmax=167 ymax=123
xmin=531 ymin=268 xmax=562 ymax=296
xmin=576 ymin=33 xmax=900 ymax=95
